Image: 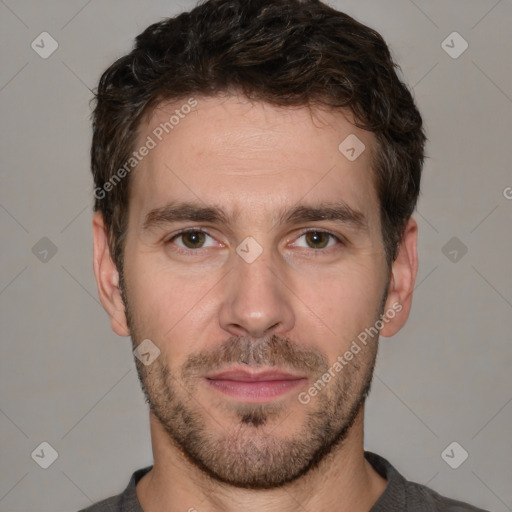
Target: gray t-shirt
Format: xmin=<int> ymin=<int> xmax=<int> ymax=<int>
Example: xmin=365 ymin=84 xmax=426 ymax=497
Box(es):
xmin=78 ymin=451 xmax=489 ymax=511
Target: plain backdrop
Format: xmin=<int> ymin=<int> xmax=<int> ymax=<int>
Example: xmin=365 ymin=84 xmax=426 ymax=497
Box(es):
xmin=1 ymin=1 xmax=511 ymax=511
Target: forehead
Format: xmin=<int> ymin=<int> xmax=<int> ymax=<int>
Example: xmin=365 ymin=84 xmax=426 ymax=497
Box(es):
xmin=130 ymin=95 xmax=379 ymax=229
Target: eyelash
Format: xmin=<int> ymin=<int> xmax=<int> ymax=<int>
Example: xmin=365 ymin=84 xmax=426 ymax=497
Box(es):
xmin=164 ymin=227 xmax=344 ymax=256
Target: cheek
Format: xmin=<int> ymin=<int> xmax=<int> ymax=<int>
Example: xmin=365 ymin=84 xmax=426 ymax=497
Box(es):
xmin=124 ymin=252 xmax=220 ymax=351
xmin=290 ymin=264 xmax=384 ymax=353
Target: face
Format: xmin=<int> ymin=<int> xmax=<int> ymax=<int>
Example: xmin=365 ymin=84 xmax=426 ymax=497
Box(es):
xmin=94 ymin=95 xmax=415 ymax=489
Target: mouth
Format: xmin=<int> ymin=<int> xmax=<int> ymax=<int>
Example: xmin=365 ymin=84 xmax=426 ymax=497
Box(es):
xmin=203 ymin=367 xmax=307 ymax=402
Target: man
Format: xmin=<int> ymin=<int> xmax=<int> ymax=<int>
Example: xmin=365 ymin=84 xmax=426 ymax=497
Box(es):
xmin=83 ymin=0 xmax=488 ymax=510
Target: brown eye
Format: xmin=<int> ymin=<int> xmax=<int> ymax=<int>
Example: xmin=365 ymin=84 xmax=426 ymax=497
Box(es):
xmin=304 ymin=231 xmax=331 ymax=249
xmin=180 ymin=231 xmax=207 ymax=248
xmin=291 ymin=230 xmax=341 ymax=252
xmin=166 ymin=229 xmax=221 ymax=254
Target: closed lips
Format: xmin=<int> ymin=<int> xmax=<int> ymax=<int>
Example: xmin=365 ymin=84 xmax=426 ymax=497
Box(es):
xmin=205 ymin=369 xmax=306 ymax=382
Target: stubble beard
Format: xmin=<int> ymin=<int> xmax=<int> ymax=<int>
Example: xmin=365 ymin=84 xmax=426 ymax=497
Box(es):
xmin=119 ymin=271 xmax=383 ymax=489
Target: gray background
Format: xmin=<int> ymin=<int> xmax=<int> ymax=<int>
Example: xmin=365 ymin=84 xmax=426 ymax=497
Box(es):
xmin=1 ymin=0 xmax=511 ymax=511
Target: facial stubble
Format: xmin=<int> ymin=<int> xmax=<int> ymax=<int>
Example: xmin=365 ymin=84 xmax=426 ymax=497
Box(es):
xmin=119 ymin=269 xmax=386 ymax=489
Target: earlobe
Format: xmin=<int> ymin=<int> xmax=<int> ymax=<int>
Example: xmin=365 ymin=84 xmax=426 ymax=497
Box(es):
xmin=92 ymin=212 xmax=130 ymax=337
xmin=380 ymin=217 xmax=418 ymax=338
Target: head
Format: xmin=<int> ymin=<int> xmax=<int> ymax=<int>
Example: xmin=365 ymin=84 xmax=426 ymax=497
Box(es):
xmin=91 ymin=0 xmax=424 ymax=489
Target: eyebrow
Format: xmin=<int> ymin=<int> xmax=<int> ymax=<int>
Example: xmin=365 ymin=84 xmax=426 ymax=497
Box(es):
xmin=142 ymin=200 xmax=367 ymax=232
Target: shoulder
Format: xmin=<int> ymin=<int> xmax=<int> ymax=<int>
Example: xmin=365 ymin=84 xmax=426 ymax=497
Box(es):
xmin=405 ymin=479 xmax=491 ymax=511
xmin=75 ymin=465 xmax=152 ymax=512
xmin=365 ymin=451 xmax=490 ymax=512
xmin=77 ymin=494 xmax=122 ymax=512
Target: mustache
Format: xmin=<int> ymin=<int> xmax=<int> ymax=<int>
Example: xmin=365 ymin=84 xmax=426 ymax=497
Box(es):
xmin=181 ymin=334 xmax=329 ymax=378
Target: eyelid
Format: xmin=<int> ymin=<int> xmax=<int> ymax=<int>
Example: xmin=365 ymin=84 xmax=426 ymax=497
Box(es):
xmin=165 ymin=227 xmax=215 ymax=239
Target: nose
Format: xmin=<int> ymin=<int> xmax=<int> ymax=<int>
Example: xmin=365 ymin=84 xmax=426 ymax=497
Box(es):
xmin=218 ymin=246 xmax=295 ymax=339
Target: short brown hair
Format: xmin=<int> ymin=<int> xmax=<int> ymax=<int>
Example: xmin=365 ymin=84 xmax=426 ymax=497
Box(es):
xmin=91 ymin=0 xmax=426 ymax=272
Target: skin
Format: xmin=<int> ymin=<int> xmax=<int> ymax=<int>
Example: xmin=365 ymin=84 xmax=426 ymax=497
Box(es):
xmin=93 ymin=94 xmax=418 ymax=512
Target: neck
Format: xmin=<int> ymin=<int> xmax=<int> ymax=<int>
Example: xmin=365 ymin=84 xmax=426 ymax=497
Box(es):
xmin=136 ymin=407 xmax=387 ymax=512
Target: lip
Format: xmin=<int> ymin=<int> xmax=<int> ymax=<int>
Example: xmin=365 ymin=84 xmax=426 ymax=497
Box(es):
xmin=204 ymin=367 xmax=307 ymax=402
xmin=205 ymin=368 xmax=305 ymax=381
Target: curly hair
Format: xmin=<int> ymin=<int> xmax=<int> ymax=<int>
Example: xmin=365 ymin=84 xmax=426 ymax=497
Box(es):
xmin=91 ymin=0 xmax=426 ymax=273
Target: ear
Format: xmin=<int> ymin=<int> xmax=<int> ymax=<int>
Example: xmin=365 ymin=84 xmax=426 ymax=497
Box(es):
xmin=380 ymin=217 xmax=418 ymax=338
xmin=92 ymin=211 xmax=130 ymax=337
